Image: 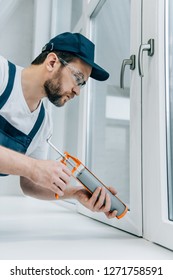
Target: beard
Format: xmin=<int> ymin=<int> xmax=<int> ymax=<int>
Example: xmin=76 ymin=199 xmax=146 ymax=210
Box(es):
xmin=44 ymin=80 xmax=64 ymax=107
xmin=44 ymin=70 xmax=68 ymax=107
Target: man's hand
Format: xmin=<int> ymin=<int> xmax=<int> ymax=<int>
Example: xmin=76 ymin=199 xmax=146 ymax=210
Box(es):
xmin=0 ymin=145 xmax=71 ymax=197
xmin=75 ymin=186 xmax=118 ymax=219
xmin=30 ymin=159 xmax=72 ymax=197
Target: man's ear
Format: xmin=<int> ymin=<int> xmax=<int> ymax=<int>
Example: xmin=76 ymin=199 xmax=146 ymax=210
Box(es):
xmin=45 ymin=52 xmax=59 ymax=72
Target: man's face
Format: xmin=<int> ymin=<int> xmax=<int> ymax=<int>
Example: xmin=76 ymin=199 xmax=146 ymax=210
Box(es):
xmin=44 ymin=57 xmax=92 ymax=107
xmin=44 ymin=68 xmax=68 ymax=107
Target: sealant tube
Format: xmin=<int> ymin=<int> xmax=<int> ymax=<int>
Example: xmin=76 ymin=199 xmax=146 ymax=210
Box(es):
xmin=56 ymin=152 xmax=128 ymax=219
xmin=76 ymin=167 xmax=128 ymax=219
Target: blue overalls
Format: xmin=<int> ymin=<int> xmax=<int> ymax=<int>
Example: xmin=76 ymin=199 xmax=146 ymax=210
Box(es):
xmin=0 ymin=61 xmax=45 ymax=176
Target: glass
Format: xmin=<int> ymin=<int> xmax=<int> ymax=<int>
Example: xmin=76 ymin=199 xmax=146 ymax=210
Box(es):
xmin=166 ymin=0 xmax=173 ymax=221
xmin=71 ymin=0 xmax=83 ymax=30
xmin=59 ymin=57 xmax=86 ymax=88
xmin=87 ymin=0 xmax=130 ymax=205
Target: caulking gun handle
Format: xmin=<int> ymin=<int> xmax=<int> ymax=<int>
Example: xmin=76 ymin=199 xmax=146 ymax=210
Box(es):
xmin=55 ymin=193 xmax=59 ymax=199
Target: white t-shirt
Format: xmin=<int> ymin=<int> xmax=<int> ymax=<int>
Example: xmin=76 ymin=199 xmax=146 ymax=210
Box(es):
xmin=0 ymin=56 xmax=53 ymax=160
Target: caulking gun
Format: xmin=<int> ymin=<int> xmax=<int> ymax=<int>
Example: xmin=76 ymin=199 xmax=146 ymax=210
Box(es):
xmin=47 ymin=136 xmax=128 ymax=219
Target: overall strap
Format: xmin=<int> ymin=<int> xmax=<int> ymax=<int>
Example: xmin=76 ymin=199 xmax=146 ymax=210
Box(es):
xmin=28 ymin=103 xmax=45 ymax=139
xmin=0 ymin=61 xmax=16 ymax=109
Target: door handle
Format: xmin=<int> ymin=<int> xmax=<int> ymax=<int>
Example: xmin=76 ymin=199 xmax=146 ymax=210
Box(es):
xmin=120 ymin=55 xmax=135 ymax=89
xmin=138 ymin=39 xmax=154 ymax=77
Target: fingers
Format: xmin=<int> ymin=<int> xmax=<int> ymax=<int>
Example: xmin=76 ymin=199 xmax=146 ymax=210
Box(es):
xmin=31 ymin=159 xmax=72 ymax=197
xmin=52 ymin=162 xmax=71 ymax=196
xmin=51 ymin=183 xmax=65 ymax=196
xmin=62 ymin=164 xmax=72 ymax=176
xmin=106 ymin=186 xmax=117 ymax=195
xmin=105 ymin=210 xmax=118 ymax=219
xmin=93 ymin=189 xmax=111 ymax=212
xmin=87 ymin=186 xmax=118 ymax=218
xmin=88 ymin=187 xmax=111 ymax=213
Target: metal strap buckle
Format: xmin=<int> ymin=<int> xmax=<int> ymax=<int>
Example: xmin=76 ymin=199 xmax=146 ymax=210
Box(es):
xmin=42 ymin=42 xmax=54 ymax=52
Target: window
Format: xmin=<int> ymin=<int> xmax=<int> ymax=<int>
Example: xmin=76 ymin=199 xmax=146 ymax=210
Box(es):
xmin=166 ymin=0 xmax=173 ymax=221
xmin=57 ymin=0 xmax=173 ymax=251
xmin=71 ymin=0 xmax=83 ymax=30
xmin=86 ymin=0 xmax=130 ymax=208
xmin=77 ymin=0 xmax=143 ymax=236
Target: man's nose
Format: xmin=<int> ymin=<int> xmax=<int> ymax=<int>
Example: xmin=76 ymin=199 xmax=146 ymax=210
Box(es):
xmin=72 ymin=85 xmax=80 ymax=96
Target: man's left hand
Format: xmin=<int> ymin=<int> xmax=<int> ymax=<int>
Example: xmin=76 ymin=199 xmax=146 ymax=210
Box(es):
xmin=75 ymin=186 xmax=118 ymax=219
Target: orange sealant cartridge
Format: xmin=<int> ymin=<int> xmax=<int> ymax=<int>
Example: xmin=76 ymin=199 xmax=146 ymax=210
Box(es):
xmin=47 ymin=137 xmax=128 ymax=219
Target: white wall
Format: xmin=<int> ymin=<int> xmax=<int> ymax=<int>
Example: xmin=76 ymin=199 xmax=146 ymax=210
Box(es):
xmin=0 ymin=0 xmax=52 ymax=195
xmin=0 ymin=0 xmax=35 ymax=195
xmin=0 ymin=0 xmax=34 ymax=66
xmin=0 ymin=0 xmax=73 ymax=195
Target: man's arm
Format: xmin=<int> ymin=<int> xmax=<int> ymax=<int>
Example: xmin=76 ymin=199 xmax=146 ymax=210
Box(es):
xmin=0 ymin=145 xmax=71 ymax=196
xmin=20 ymin=176 xmax=118 ymax=219
xmin=20 ymin=176 xmax=79 ymax=200
xmin=20 ymin=176 xmax=57 ymax=200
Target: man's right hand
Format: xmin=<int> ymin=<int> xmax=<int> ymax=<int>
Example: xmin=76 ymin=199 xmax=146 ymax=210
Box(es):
xmin=30 ymin=159 xmax=72 ymax=196
xmin=0 ymin=145 xmax=71 ymax=197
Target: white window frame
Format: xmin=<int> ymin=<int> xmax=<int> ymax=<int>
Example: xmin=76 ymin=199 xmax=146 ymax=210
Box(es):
xmin=142 ymin=0 xmax=173 ymax=250
xmin=55 ymin=0 xmax=173 ymax=250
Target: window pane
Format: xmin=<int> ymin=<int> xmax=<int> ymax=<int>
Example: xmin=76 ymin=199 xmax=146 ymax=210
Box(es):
xmin=71 ymin=0 xmax=83 ymax=30
xmin=87 ymin=0 xmax=130 ymax=205
xmin=166 ymin=0 xmax=173 ymax=221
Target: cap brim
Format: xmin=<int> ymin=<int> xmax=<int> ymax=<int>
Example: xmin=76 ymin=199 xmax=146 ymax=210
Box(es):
xmin=75 ymin=54 xmax=109 ymax=81
xmin=90 ymin=63 xmax=109 ymax=81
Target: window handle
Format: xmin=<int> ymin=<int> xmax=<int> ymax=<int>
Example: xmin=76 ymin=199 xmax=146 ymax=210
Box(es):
xmin=120 ymin=55 xmax=135 ymax=89
xmin=138 ymin=39 xmax=154 ymax=77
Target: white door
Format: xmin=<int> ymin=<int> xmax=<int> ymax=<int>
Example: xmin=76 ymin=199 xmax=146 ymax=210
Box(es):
xmin=77 ymin=0 xmax=143 ymax=236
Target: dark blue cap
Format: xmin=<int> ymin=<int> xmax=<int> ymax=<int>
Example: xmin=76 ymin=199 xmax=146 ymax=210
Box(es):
xmin=42 ymin=32 xmax=109 ymax=81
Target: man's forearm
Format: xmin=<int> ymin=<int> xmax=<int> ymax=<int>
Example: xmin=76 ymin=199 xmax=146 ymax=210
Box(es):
xmin=20 ymin=176 xmax=56 ymax=200
xmin=0 ymin=145 xmax=72 ymax=197
xmin=20 ymin=177 xmax=119 ymax=219
xmin=20 ymin=176 xmax=81 ymax=201
xmin=0 ymin=145 xmax=35 ymax=178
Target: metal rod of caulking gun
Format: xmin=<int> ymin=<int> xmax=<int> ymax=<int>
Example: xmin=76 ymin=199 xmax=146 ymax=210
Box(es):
xmin=46 ymin=136 xmax=76 ymax=169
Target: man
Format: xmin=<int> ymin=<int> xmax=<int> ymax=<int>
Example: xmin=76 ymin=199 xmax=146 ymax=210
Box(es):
xmin=0 ymin=32 xmax=117 ymax=218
